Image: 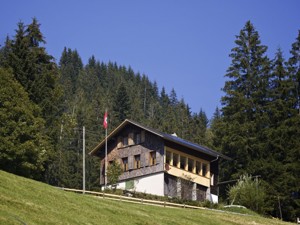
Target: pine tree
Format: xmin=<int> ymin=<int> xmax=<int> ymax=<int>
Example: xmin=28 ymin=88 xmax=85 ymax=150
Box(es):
xmin=0 ymin=36 xmax=12 ymax=67
xmin=281 ymin=31 xmax=300 ymax=221
xmin=4 ymin=19 xmax=62 ymax=127
xmin=113 ymin=83 xmax=131 ymax=123
xmin=287 ymin=30 xmax=300 ymax=114
xmin=220 ymin=21 xmax=271 ymax=179
xmin=59 ymin=47 xmax=83 ymax=99
xmin=0 ymin=68 xmax=51 ymax=180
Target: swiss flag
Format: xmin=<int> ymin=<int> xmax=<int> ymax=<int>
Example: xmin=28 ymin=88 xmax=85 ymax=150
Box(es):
xmin=103 ymin=111 xmax=108 ymax=129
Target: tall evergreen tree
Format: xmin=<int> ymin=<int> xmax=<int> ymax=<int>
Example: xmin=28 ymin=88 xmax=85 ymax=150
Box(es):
xmin=220 ymin=21 xmax=271 ymax=178
xmin=59 ymin=47 xmax=83 ymax=100
xmin=0 ymin=68 xmax=51 ymax=180
xmin=287 ymin=30 xmax=300 ymax=114
xmin=4 ymin=19 xmax=62 ymax=127
xmin=113 ymin=83 xmax=131 ymax=124
xmin=281 ymin=31 xmax=300 ymax=221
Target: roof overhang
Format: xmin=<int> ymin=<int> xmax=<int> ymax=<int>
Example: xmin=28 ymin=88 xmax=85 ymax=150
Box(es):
xmin=89 ymin=119 xmax=231 ymax=161
xmin=89 ymin=119 xmax=163 ymax=156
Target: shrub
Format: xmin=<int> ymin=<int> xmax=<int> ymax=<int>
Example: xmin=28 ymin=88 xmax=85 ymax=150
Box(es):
xmin=228 ymin=174 xmax=267 ymax=214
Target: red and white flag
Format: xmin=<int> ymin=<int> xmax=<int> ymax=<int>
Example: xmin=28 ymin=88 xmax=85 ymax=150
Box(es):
xmin=103 ymin=111 xmax=108 ymax=129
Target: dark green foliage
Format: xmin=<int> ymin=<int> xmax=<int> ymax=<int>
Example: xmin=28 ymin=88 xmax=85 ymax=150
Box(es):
xmin=214 ymin=22 xmax=300 ymax=221
xmin=107 ymin=161 xmax=122 ymax=188
xmin=287 ymin=30 xmax=300 ymax=114
xmin=113 ymin=83 xmax=131 ymax=123
xmin=0 ymin=68 xmax=50 ymax=179
xmin=228 ymin=174 xmax=267 ymax=214
xmin=220 ymin=21 xmax=271 ymax=179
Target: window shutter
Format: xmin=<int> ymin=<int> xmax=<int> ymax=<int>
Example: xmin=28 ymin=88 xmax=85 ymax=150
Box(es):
xmin=144 ymin=152 xmax=150 ymax=166
xmin=128 ymin=156 xmax=134 ymax=170
xmin=117 ymin=158 xmax=122 ymax=166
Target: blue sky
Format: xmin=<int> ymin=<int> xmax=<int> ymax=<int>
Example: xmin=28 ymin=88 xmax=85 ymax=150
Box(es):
xmin=1 ymin=1 xmax=299 ymax=118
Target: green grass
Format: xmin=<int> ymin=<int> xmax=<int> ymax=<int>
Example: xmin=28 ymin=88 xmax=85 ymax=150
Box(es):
xmin=0 ymin=170 xmax=292 ymax=225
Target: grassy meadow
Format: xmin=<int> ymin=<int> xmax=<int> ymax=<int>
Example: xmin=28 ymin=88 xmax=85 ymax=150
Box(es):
xmin=0 ymin=170 xmax=292 ymax=225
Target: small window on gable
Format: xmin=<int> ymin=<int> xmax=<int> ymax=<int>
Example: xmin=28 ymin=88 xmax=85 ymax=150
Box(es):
xmin=117 ymin=136 xmax=123 ymax=148
xmin=128 ymin=133 xmax=134 ymax=145
xmin=122 ymin=157 xmax=128 ymax=172
xmin=123 ymin=136 xmax=128 ymax=146
xmin=149 ymin=151 xmax=156 ymax=166
xmin=135 ymin=133 xmax=141 ymax=144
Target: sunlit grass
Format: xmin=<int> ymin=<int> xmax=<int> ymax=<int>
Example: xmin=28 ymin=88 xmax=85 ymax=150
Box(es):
xmin=0 ymin=170 xmax=292 ymax=225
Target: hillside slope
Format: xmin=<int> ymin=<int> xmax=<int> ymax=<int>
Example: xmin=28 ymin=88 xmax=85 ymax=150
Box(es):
xmin=0 ymin=170 xmax=292 ymax=225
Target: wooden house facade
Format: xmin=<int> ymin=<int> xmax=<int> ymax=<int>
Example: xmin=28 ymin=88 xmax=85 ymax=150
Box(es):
xmin=90 ymin=119 xmax=230 ymax=203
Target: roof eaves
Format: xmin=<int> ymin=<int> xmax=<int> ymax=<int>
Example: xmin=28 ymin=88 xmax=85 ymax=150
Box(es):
xmin=161 ymin=133 xmax=231 ymax=160
xmin=89 ymin=119 xmax=130 ymax=156
xmin=89 ymin=119 xmax=231 ymax=161
xmin=89 ymin=119 xmax=164 ymax=156
xmin=126 ymin=119 xmax=164 ymax=138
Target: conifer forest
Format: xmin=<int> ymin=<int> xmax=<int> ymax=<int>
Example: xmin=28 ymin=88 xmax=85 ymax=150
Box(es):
xmin=0 ymin=19 xmax=299 ymax=221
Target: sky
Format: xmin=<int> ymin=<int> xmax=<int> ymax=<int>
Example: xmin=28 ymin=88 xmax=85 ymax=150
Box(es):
xmin=1 ymin=0 xmax=300 ymax=118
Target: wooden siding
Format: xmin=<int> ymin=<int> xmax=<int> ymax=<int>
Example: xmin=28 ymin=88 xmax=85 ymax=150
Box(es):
xmin=98 ymin=124 xmax=164 ymax=185
xmin=96 ymin=122 xmax=220 ymax=198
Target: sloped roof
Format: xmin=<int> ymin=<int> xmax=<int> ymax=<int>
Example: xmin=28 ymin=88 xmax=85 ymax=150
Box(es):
xmin=89 ymin=119 xmax=230 ymax=160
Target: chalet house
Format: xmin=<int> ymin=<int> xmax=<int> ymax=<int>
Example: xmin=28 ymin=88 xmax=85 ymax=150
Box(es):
xmin=90 ymin=119 xmax=230 ymax=203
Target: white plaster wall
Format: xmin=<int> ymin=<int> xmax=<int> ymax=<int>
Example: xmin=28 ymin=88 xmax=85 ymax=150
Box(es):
xmin=210 ymin=194 xmax=218 ymax=203
xmin=116 ymin=181 xmax=126 ymax=190
xmin=115 ymin=172 xmax=164 ymax=196
xmin=134 ymin=172 xmax=164 ymax=196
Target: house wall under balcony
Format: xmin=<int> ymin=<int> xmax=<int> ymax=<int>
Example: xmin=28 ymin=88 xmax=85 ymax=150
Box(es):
xmin=117 ymin=172 xmax=165 ymax=196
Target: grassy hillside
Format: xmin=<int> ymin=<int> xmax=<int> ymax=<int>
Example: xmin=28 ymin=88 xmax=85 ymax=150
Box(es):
xmin=0 ymin=170 xmax=292 ymax=225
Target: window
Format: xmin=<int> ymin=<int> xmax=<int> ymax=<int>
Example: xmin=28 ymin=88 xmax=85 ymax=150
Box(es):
xmin=135 ymin=133 xmax=141 ymax=144
xmin=188 ymin=158 xmax=194 ymax=173
xmin=202 ymin=163 xmax=207 ymax=177
xmin=125 ymin=180 xmax=134 ymax=190
xmin=166 ymin=151 xmax=172 ymax=165
xmin=134 ymin=155 xmax=141 ymax=169
xmin=123 ymin=136 xmax=128 ymax=146
xmin=149 ymin=151 xmax=156 ymax=166
xmin=173 ymin=153 xmax=179 ymax=168
xmin=128 ymin=133 xmax=134 ymax=145
xmin=122 ymin=157 xmax=128 ymax=171
xmin=196 ymin=161 xmax=201 ymax=175
xmin=180 ymin=156 xmax=186 ymax=170
xmin=117 ymin=136 xmax=123 ymax=148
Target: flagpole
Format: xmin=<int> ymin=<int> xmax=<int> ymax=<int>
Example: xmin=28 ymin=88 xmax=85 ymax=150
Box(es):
xmin=104 ymin=109 xmax=108 ymax=189
xmin=83 ymin=126 xmax=85 ymax=194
